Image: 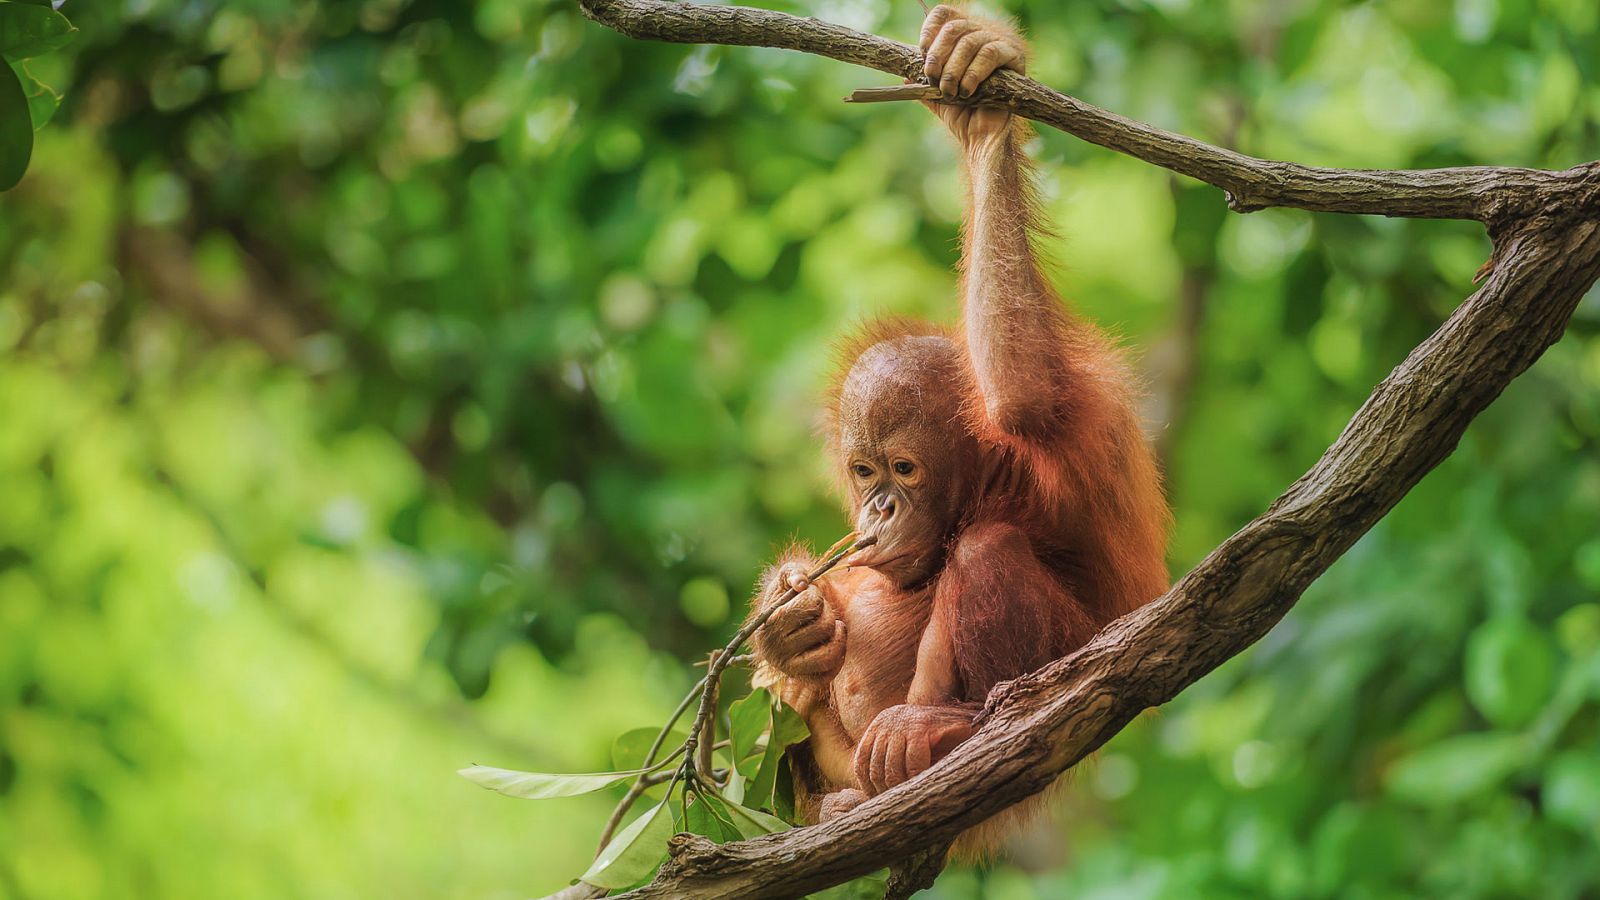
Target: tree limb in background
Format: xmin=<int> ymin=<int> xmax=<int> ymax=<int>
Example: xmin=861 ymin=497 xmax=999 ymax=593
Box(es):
xmin=576 ymin=0 xmax=1594 ymax=221
xmin=560 ymin=0 xmax=1600 ymax=896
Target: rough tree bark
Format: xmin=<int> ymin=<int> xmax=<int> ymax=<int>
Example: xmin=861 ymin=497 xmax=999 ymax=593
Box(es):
xmin=562 ymin=1 xmax=1600 ymax=897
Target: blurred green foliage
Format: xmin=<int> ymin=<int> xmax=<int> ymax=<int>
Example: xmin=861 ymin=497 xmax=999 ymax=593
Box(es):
xmin=1 ymin=0 xmax=1599 ymax=897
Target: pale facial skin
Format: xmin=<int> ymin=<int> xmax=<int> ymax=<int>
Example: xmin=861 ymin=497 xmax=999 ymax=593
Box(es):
xmin=836 ymin=336 xmax=980 ymax=588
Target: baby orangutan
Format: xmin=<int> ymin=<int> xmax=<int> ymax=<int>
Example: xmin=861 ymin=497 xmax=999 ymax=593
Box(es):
xmin=748 ymin=5 xmax=1170 ymax=852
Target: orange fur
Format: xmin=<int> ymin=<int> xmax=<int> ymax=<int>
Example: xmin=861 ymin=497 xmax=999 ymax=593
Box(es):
xmin=749 ymin=5 xmax=1171 ymax=860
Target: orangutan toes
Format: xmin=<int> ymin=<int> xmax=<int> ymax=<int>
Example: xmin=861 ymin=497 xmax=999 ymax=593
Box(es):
xmin=819 ymin=788 xmax=868 ymax=821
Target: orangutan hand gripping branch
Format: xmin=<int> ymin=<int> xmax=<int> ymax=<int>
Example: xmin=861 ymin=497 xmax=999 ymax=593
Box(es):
xmin=748 ymin=5 xmax=1171 ymax=853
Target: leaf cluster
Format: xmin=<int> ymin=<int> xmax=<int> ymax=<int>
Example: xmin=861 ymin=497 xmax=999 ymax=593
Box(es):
xmin=462 ymin=686 xmax=811 ymax=891
xmin=0 ymin=0 xmax=74 ymax=189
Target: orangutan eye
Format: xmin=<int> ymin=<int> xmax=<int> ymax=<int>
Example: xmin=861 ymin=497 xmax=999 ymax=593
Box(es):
xmin=893 ymin=460 xmax=915 ymax=476
xmin=852 ymin=464 xmax=874 ymax=479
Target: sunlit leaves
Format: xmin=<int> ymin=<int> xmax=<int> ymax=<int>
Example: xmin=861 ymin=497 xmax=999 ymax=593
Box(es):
xmin=458 ymin=764 xmax=646 ymax=800
xmin=8 ymin=0 xmax=1600 ymax=896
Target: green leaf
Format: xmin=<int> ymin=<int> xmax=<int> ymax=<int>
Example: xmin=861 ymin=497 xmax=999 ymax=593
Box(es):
xmin=611 ymin=726 xmax=688 ymax=771
xmin=728 ymin=687 xmax=771 ymax=774
xmin=1464 ymin=617 xmax=1557 ymax=729
xmin=748 ymin=699 xmax=810 ymax=811
xmin=17 ymin=63 xmax=55 ymax=130
xmin=1574 ymin=540 xmax=1600 ymax=591
xmin=457 ymin=764 xmax=645 ymax=799
xmin=0 ymin=3 xmax=76 ymax=59
xmin=719 ymin=797 xmax=791 ymax=837
xmin=1309 ymin=803 xmax=1410 ymax=892
xmin=722 ymin=766 xmax=746 ymax=805
xmin=747 ymin=738 xmax=784 ymax=810
xmin=680 ymin=792 xmax=739 ymax=843
xmin=0 ymin=56 xmax=29 ymax=190
xmin=581 ymin=798 xmax=674 ymax=889
xmin=691 ymin=791 xmax=789 ymax=841
xmin=773 ymin=754 xmax=797 ymax=823
xmin=1384 ymin=732 xmax=1527 ymax=806
xmin=1543 ymin=750 xmax=1600 ymax=834
xmin=1555 ymin=603 xmax=1600 ymax=655
xmin=701 ymin=792 xmax=743 ymax=836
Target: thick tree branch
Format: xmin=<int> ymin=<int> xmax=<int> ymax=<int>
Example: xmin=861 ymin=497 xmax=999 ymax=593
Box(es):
xmin=577 ymin=0 xmax=1600 ymax=222
xmin=608 ymin=223 xmax=1600 ymax=900
xmin=559 ymin=2 xmax=1600 ymax=897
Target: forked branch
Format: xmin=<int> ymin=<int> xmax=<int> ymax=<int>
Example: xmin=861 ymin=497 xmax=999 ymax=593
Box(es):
xmin=563 ymin=1 xmax=1600 ymax=897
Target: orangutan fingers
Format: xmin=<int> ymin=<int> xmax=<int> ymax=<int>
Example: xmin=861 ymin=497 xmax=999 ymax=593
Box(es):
xmin=883 ymin=731 xmax=909 ymax=788
xmin=942 ymin=30 xmax=991 ymax=98
xmin=905 ymin=731 xmax=933 ymax=780
xmin=924 ymin=18 xmax=977 ymax=85
xmin=919 ymin=4 xmax=960 ymax=52
xmin=853 ymin=724 xmax=882 ymax=794
xmin=960 ymin=41 xmax=1022 ymax=97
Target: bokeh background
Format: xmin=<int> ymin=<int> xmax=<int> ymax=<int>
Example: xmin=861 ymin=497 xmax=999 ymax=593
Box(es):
xmin=3 ymin=0 xmax=1600 ymax=897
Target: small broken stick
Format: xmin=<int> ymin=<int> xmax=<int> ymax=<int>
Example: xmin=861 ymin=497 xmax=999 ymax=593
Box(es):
xmin=843 ymin=84 xmax=945 ymax=103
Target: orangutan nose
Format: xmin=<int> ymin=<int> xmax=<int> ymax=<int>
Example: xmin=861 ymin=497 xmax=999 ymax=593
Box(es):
xmin=872 ymin=492 xmax=896 ymax=521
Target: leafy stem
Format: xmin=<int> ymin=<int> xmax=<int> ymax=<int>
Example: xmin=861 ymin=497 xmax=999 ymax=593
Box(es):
xmin=679 ymin=533 xmax=873 ymax=784
xmin=590 ymin=532 xmax=869 ymax=857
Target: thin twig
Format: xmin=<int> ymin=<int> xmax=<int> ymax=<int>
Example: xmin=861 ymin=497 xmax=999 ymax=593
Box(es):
xmin=844 ymin=84 xmax=941 ymax=103
xmin=820 ymin=530 xmax=862 ymax=560
xmin=694 ymin=650 xmax=720 ymax=781
xmin=695 ymin=653 xmax=756 ymax=668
